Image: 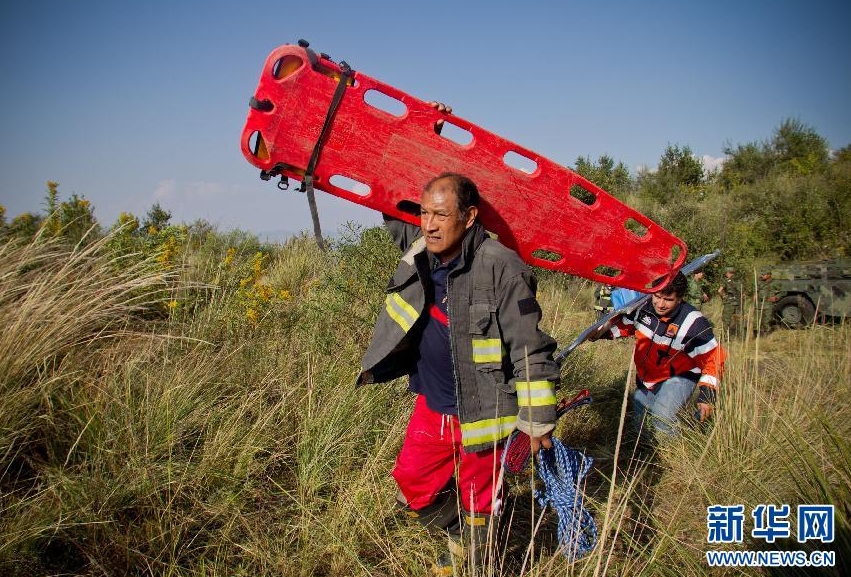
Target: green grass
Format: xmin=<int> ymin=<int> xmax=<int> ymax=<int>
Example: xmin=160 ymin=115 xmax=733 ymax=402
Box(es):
xmin=0 ymin=226 xmax=848 ymax=576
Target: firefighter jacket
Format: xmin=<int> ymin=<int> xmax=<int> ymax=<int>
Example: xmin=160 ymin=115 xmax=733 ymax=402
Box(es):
xmin=357 ymin=218 xmax=560 ymax=453
xmin=594 ymin=284 xmax=614 ymax=314
xmin=605 ymin=300 xmax=725 ymax=399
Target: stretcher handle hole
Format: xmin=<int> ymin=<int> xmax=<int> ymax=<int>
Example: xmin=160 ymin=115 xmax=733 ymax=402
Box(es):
xmin=329 ymin=174 xmax=371 ymax=197
xmin=569 ymin=184 xmax=597 ymax=206
xmin=272 ymin=55 xmax=304 ymax=80
xmin=624 ymin=218 xmax=649 ymax=238
xmin=594 ymin=265 xmax=621 ymax=278
xmin=363 ymin=89 xmax=407 ymax=118
xmin=645 ymin=274 xmax=670 ymax=290
xmin=438 ymin=121 xmax=473 ymax=146
xmin=503 ymin=151 xmax=538 ymax=175
xmin=532 ymin=249 xmax=562 ymax=263
xmin=397 ymin=200 xmax=420 ymax=217
xmin=248 ymin=131 xmax=269 ymax=161
xmin=670 ymin=244 xmax=682 ymax=265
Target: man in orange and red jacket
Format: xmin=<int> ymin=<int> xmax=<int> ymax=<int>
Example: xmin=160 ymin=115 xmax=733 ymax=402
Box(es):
xmin=592 ymin=271 xmax=725 ymax=438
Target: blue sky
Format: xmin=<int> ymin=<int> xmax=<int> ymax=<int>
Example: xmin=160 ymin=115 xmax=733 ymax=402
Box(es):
xmin=1 ymin=0 xmax=849 ymax=240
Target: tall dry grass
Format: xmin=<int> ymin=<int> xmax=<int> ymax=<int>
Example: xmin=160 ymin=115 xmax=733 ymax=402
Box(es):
xmin=0 ymin=226 xmax=847 ymax=576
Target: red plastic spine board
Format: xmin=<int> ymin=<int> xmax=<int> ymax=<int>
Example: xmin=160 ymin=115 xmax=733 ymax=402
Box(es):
xmin=240 ymin=43 xmax=687 ymax=292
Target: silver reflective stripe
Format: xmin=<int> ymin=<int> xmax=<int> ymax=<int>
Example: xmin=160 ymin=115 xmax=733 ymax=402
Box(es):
xmin=472 ymin=338 xmax=502 ymax=363
xmin=516 ymin=380 xmax=557 ymax=407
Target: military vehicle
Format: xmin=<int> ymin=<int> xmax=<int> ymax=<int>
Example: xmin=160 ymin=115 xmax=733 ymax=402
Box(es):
xmin=767 ymin=258 xmax=851 ymax=328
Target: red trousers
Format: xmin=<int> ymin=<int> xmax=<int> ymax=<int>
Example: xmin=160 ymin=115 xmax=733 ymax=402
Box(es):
xmin=392 ymin=395 xmax=504 ymax=515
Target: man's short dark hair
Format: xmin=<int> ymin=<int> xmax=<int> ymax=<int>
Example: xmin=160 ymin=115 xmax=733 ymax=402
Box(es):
xmin=424 ymin=172 xmax=480 ymax=214
xmin=660 ymin=271 xmax=688 ymax=298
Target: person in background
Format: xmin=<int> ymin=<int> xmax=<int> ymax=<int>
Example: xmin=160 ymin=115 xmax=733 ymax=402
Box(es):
xmin=756 ymin=268 xmax=779 ymax=336
xmin=594 ymin=283 xmax=614 ymax=319
xmin=590 ymin=272 xmax=725 ymax=440
xmin=687 ymin=270 xmax=710 ymax=311
xmin=718 ymin=266 xmax=741 ymax=337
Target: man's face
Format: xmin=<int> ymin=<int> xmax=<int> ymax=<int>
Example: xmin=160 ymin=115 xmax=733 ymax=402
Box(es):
xmin=761 ymin=273 xmax=772 ymax=281
xmin=651 ymin=291 xmax=682 ymax=317
xmin=420 ymin=182 xmax=477 ymax=263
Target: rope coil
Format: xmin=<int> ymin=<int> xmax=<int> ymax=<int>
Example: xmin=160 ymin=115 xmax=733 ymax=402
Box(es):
xmin=534 ymin=438 xmax=597 ymax=561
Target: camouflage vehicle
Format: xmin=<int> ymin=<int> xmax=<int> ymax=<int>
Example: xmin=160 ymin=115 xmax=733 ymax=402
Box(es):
xmin=767 ymin=258 xmax=851 ymax=328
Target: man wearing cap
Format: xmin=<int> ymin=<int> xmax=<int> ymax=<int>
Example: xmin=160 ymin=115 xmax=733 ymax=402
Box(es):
xmin=718 ymin=267 xmax=741 ymax=337
xmin=756 ymin=268 xmax=779 ymax=335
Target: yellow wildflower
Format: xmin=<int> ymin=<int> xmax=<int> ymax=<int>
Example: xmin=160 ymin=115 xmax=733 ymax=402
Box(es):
xmin=257 ymin=283 xmax=273 ymax=301
xmin=252 ymin=252 xmax=266 ymax=279
xmin=223 ymin=247 xmax=236 ymax=267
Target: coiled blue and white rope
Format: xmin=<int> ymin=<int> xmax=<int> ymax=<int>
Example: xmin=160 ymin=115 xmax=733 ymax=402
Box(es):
xmin=534 ymin=438 xmax=597 ymax=561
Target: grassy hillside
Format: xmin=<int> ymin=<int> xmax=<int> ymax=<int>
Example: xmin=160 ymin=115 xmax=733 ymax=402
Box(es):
xmin=0 ymin=225 xmax=847 ymax=576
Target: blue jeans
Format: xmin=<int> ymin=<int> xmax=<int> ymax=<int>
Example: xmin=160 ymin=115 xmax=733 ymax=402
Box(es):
xmin=633 ymin=376 xmax=696 ymax=438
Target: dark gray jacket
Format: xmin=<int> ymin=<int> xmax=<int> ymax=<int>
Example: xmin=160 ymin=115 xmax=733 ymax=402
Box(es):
xmin=358 ymin=218 xmax=560 ymax=453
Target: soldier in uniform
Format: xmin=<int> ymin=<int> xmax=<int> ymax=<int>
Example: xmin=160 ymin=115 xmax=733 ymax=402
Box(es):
xmin=594 ymin=284 xmax=614 ymax=319
xmin=718 ymin=266 xmax=741 ymax=337
xmin=756 ymin=268 xmax=779 ymax=335
xmin=686 ymin=270 xmax=709 ymax=311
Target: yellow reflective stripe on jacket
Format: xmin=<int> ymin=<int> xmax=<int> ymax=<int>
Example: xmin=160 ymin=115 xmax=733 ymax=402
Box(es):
xmin=460 ymin=415 xmax=517 ymax=446
xmin=472 ymin=338 xmax=503 ymax=363
xmin=516 ymin=380 xmax=557 ymax=407
xmin=385 ymin=292 xmax=418 ymax=333
xmin=465 ymin=514 xmax=486 ymax=526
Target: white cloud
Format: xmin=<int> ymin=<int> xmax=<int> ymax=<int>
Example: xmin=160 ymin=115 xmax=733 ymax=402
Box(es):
xmin=700 ymin=154 xmax=727 ymax=174
xmin=153 ymin=179 xmax=178 ymax=200
xmin=636 ymin=154 xmax=727 ymax=176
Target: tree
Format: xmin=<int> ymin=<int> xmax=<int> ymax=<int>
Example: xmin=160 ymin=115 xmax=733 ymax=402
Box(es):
xmin=7 ymin=212 xmax=43 ymax=239
xmin=142 ymin=203 xmax=172 ymax=234
xmin=574 ymin=154 xmax=633 ymax=199
xmin=823 ymin=146 xmax=851 ymax=253
xmin=718 ymin=140 xmax=775 ymax=189
xmin=58 ymin=193 xmax=99 ymax=244
xmin=637 ymin=144 xmax=705 ymax=205
xmin=39 ymin=181 xmax=99 ymax=244
xmin=657 ymin=144 xmax=704 ymax=188
xmin=772 ymin=118 xmax=829 ymax=176
xmin=719 ymin=118 xmax=830 ymax=190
